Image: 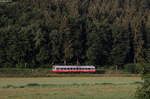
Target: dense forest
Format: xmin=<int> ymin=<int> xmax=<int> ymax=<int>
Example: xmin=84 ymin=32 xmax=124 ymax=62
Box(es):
xmin=0 ymin=0 xmax=150 ymax=68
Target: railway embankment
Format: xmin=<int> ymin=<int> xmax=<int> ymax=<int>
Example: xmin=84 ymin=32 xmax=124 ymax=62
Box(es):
xmin=0 ymin=68 xmax=141 ymax=77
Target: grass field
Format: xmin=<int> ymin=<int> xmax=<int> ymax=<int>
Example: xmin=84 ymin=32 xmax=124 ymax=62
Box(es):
xmin=0 ymin=77 xmax=142 ymax=99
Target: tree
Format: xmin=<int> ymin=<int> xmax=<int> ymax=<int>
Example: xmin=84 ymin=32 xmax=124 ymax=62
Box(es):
xmin=49 ymin=29 xmax=61 ymax=64
xmin=110 ymin=25 xmax=130 ymax=67
xmin=0 ymin=0 xmax=150 ymax=68
xmin=86 ymin=21 xmax=112 ymax=65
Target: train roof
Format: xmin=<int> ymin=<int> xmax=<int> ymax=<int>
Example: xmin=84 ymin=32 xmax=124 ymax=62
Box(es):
xmin=53 ymin=65 xmax=95 ymax=68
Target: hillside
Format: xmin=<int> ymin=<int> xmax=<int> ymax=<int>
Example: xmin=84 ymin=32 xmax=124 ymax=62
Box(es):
xmin=0 ymin=0 xmax=150 ymax=68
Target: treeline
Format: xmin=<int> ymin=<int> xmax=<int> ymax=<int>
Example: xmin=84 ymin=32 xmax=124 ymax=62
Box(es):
xmin=0 ymin=0 xmax=150 ymax=68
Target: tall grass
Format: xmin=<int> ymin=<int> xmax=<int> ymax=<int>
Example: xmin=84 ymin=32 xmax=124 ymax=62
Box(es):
xmin=0 ymin=77 xmax=142 ymax=99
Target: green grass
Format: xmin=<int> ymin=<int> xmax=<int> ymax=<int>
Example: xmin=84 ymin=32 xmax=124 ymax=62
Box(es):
xmin=0 ymin=77 xmax=142 ymax=99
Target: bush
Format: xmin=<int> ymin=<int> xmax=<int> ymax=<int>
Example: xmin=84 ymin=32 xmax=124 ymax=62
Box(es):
xmin=136 ymin=82 xmax=150 ymax=99
xmin=124 ymin=63 xmax=142 ymax=74
xmin=0 ymin=68 xmax=53 ymax=77
xmin=136 ymin=63 xmax=150 ymax=99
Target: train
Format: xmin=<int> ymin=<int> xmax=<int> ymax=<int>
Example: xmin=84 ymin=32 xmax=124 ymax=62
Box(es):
xmin=52 ymin=65 xmax=96 ymax=73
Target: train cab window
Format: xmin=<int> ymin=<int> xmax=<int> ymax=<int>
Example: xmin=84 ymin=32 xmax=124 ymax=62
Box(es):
xmin=52 ymin=67 xmax=55 ymax=70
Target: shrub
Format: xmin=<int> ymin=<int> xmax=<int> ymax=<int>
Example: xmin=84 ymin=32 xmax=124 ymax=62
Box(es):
xmin=136 ymin=63 xmax=150 ymax=99
xmin=136 ymin=82 xmax=150 ymax=99
xmin=124 ymin=63 xmax=142 ymax=73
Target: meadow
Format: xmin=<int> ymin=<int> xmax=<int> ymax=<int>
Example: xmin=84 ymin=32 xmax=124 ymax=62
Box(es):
xmin=0 ymin=77 xmax=142 ymax=99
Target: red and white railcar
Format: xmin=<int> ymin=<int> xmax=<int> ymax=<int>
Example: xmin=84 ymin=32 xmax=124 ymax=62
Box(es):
xmin=52 ymin=66 xmax=96 ymax=73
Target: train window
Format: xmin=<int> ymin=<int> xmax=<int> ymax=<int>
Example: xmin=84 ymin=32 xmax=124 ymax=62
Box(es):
xmin=57 ymin=68 xmax=61 ymax=70
xmin=60 ymin=68 xmax=63 ymax=70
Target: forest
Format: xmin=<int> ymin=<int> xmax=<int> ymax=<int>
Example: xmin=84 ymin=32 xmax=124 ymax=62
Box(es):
xmin=0 ymin=0 xmax=150 ymax=68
